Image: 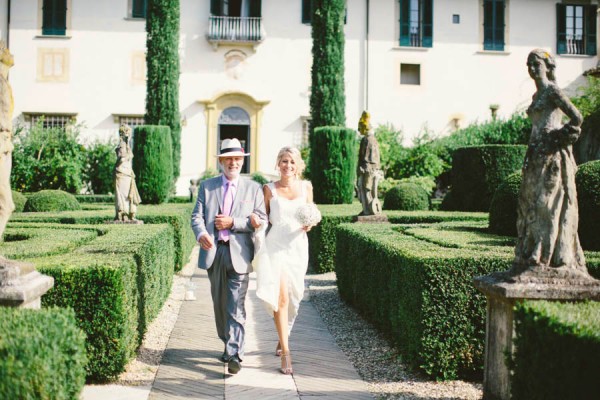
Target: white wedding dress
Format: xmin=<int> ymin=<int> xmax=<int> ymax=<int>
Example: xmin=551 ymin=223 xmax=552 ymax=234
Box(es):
xmin=254 ymin=181 xmax=309 ymax=332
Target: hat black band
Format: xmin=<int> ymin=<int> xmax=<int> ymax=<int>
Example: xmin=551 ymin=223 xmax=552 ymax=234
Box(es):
xmin=220 ymin=147 xmax=245 ymax=154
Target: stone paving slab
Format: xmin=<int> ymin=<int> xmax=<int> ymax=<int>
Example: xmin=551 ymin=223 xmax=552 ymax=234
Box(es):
xmin=149 ymin=268 xmax=373 ymax=400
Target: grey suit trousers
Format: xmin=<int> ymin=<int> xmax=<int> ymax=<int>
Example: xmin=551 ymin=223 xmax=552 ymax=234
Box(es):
xmin=207 ymin=242 xmax=249 ymax=361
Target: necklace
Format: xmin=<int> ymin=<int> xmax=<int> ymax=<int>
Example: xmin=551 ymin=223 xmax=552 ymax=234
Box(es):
xmin=278 ymin=179 xmax=296 ymax=189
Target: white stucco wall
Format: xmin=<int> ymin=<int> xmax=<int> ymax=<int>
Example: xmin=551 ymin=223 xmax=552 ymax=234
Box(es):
xmin=6 ymin=0 xmax=599 ymax=195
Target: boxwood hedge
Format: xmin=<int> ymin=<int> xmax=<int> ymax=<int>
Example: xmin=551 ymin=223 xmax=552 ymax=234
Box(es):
xmin=0 ymin=306 xmax=87 ymax=399
xmin=1 ymin=223 xmax=175 ymax=382
xmin=10 ymin=203 xmax=194 ymax=272
xmin=334 ymin=220 xmax=600 ymax=380
xmin=511 ymin=300 xmax=600 ymax=400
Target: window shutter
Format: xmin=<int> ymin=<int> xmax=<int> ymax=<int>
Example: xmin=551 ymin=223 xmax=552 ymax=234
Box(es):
xmin=132 ymin=0 xmax=146 ymax=18
xmin=585 ymin=5 xmax=597 ymax=56
xmin=302 ymin=0 xmax=312 ymax=24
xmin=42 ymin=0 xmax=67 ymax=36
xmin=249 ymin=0 xmax=261 ymax=18
xmin=494 ymin=0 xmax=505 ymax=51
xmin=556 ymin=4 xmax=567 ymax=54
xmin=422 ymin=0 xmax=433 ymax=48
xmin=211 ymin=0 xmax=223 ymax=16
xmin=399 ymin=0 xmax=410 ymax=46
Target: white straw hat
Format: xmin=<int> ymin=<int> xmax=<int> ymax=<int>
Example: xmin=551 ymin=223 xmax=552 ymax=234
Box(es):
xmin=216 ymin=138 xmax=250 ymax=157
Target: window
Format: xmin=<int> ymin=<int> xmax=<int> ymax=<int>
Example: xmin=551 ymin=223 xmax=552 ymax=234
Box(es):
xmin=131 ymin=0 xmax=147 ymax=18
xmin=301 ymin=0 xmax=347 ymax=25
xmin=118 ymin=115 xmax=145 ymax=128
xmin=42 ymin=0 xmax=67 ymax=35
xmin=36 ymin=48 xmax=69 ymax=82
xmin=400 ymin=63 xmax=420 ymax=85
xmin=557 ymin=4 xmax=597 ymax=56
xmin=211 ymin=0 xmax=262 ymax=18
xmin=26 ymin=113 xmax=76 ymax=129
xmin=483 ymin=0 xmax=505 ymax=51
xmin=399 ymin=0 xmax=433 ymax=48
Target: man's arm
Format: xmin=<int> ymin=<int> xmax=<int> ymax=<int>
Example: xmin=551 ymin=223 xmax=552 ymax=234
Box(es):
xmin=191 ymin=182 xmax=209 ymax=240
xmin=231 ymin=182 xmax=267 ymax=232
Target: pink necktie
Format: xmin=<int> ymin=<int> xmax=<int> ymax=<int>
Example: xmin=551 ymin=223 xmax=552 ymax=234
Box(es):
xmin=219 ymin=182 xmax=234 ymax=241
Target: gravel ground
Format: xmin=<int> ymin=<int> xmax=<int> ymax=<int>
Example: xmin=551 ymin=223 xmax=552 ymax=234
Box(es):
xmin=306 ymin=272 xmax=483 ymax=400
xmin=117 ymin=247 xmax=482 ymax=399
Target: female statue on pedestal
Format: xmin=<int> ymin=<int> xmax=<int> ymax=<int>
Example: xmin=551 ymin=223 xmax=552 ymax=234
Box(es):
xmin=512 ymin=49 xmax=588 ymax=279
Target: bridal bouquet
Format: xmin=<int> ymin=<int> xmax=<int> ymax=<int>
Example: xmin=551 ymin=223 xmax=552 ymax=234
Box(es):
xmin=295 ymin=203 xmax=322 ymax=228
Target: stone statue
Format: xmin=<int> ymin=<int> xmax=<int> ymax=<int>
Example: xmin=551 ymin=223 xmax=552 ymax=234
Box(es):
xmin=0 ymin=41 xmax=54 ymax=308
xmin=512 ymin=49 xmax=590 ymax=281
xmin=189 ymin=178 xmax=199 ymax=202
xmin=114 ymin=124 xmax=141 ymax=221
xmin=0 ymin=40 xmax=15 ymax=239
xmin=356 ymin=111 xmax=383 ymax=216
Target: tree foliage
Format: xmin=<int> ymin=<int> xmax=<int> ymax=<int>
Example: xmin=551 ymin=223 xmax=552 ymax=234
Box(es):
xmin=145 ymin=0 xmax=181 ymax=182
xmin=310 ymin=126 xmax=357 ymax=204
xmin=132 ymin=125 xmax=173 ymax=204
xmin=84 ymin=137 xmax=117 ymax=194
xmin=11 ymin=121 xmax=86 ymax=193
xmin=309 ymin=0 xmax=346 ymax=130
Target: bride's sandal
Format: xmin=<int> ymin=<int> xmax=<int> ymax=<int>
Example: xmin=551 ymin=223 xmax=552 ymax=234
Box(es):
xmin=280 ymin=353 xmax=293 ymax=375
xmin=275 ymin=342 xmax=282 ymax=357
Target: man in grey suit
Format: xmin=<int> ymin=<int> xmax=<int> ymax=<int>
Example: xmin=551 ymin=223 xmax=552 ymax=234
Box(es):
xmin=191 ymin=138 xmax=267 ymax=374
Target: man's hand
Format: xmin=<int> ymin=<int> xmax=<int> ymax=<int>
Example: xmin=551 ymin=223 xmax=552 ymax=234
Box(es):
xmin=198 ymin=233 xmax=214 ymax=250
xmin=215 ymin=214 xmax=234 ymax=231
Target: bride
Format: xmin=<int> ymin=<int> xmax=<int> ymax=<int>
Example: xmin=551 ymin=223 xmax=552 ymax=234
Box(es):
xmin=250 ymin=146 xmax=317 ymax=375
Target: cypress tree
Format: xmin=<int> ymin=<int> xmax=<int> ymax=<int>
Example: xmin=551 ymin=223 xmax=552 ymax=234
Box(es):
xmin=145 ymin=0 xmax=181 ymax=183
xmin=311 ymin=127 xmax=357 ymax=204
xmin=133 ymin=125 xmax=173 ymax=204
xmin=309 ymin=0 xmax=347 ymax=129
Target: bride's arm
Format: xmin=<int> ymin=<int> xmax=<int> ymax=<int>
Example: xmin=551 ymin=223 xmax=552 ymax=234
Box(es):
xmin=305 ymin=181 xmax=314 ymax=203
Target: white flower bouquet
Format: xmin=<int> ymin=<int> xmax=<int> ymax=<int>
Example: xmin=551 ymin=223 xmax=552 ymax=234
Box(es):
xmin=295 ymin=203 xmax=322 ymax=228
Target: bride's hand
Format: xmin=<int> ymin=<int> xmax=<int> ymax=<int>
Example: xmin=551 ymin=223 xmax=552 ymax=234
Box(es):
xmin=302 ymin=225 xmax=312 ymax=232
xmin=249 ymin=213 xmax=262 ymax=229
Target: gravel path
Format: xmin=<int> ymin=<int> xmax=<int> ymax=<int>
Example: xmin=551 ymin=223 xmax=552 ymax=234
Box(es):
xmin=116 ymin=247 xmax=482 ymax=399
xmin=306 ymin=272 xmax=483 ymax=400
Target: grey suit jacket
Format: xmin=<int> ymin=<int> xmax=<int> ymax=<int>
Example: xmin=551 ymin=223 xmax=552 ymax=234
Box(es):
xmin=191 ymin=175 xmax=267 ymax=274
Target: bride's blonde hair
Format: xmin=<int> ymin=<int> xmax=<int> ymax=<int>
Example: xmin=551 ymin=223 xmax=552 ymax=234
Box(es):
xmin=275 ymin=146 xmax=306 ymax=179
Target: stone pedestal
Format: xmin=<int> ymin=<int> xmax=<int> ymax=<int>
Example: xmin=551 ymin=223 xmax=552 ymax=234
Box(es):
xmin=105 ymin=219 xmax=144 ymax=225
xmin=352 ymin=214 xmax=388 ymax=223
xmin=474 ymin=273 xmax=600 ymax=400
xmin=0 ymin=258 xmax=54 ymax=309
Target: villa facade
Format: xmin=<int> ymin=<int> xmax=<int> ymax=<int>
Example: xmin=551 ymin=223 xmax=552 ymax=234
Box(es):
xmin=0 ymin=0 xmax=598 ymax=194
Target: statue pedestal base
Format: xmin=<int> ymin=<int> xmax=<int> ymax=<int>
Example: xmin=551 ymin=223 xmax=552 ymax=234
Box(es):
xmin=0 ymin=258 xmax=54 ymax=309
xmin=105 ymin=219 xmax=144 ymax=225
xmin=352 ymin=214 xmax=388 ymax=223
xmin=473 ymin=272 xmax=600 ymax=400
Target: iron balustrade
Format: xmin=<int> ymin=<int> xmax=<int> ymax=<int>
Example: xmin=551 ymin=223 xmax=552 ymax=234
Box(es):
xmin=207 ymin=16 xmax=263 ymax=42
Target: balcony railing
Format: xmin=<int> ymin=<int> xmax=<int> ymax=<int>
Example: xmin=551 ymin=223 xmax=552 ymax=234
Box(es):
xmin=207 ymin=16 xmax=264 ymax=48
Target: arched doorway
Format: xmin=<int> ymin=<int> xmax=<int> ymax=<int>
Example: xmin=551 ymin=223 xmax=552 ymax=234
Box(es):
xmin=218 ymin=107 xmax=250 ymax=174
xmin=199 ymin=91 xmax=270 ymax=173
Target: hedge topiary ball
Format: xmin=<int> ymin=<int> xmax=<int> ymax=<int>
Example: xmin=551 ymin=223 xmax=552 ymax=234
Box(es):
xmin=23 ymin=190 xmax=81 ymax=212
xmin=576 ymin=160 xmax=600 ymax=250
xmin=11 ymin=191 xmax=27 ymax=213
xmin=383 ymin=182 xmax=430 ymax=211
xmin=488 ymin=172 xmax=522 ymax=236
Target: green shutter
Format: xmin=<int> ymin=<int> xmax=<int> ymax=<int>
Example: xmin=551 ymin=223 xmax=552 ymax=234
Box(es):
xmin=249 ymin=0 xmax=261 ymax=18
xmin=422 ymin=0 xmax=433 ymax=48
xmin=586 ymin=5 xmax=597 ymax=56
xmin=557 ymin=4 xmax=567 ymax=54
xmin=302 ymin=0 xmax=312 ymax=23
xmin=42 ymin=0 xmax=67 ymax=36
xmin=211 ymin=0 xmax=223 ymax=16
xmin=484 ymin=0 xmax=504 ymax=51
xmin=132 ymin=0 xmax=146 ymax=18
xmin=399 ymin=0 xmax=410 ymax=46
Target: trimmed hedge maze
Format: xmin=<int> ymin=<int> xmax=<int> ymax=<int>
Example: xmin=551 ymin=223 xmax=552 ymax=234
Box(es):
xmin=333 ymin=219 xmax=600 ymax=380
xmin=1 ymin=203 xmax=194 ymax=382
